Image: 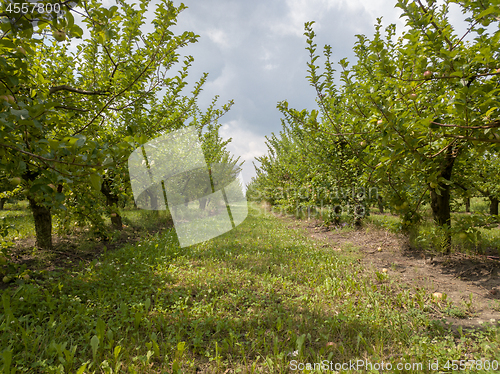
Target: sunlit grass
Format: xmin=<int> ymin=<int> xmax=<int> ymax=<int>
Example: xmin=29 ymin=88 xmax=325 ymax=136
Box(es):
xmin=0 ymin=201 xmax=173 ymax=242
xmin=0 ymin=201 xmax=33 ymax=240
xmin=1 ymin=203 xmax=499 ymax=373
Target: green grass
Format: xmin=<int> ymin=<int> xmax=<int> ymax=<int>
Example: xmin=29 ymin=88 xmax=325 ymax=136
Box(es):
xmin=1 ymin=203 xmax=499 ymax=373
xmin=0 ymin=201 xmax=33 ymax=240
xmin=0 ymin=204 xmax=172 ymax=242
xmin=366 ymin=204 xmax=500 ymax=255
xmin=365 ymin=214 xmax=402 ymax=233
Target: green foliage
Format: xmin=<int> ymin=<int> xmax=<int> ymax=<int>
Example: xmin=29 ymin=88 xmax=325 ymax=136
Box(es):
xmin=0 ymin=0 xmax=236 ymax=248
xmin=252 ymin=0 xmax=500 ymax=251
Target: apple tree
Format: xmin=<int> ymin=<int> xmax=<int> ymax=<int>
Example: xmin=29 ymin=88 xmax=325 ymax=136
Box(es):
xmin=285 ymin=0 xmax=500 ymax=252
xmin=0 ymin=0 xmax=233 ymax=249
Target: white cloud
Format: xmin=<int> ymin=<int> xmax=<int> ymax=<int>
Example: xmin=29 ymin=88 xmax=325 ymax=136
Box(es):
xmin=206 ymin=28 xmax=232 ymax=49
xmin=270 ymin=0 xmax=338 ymax=37
xmin=220 ymin=120 xmax=269 ymax=183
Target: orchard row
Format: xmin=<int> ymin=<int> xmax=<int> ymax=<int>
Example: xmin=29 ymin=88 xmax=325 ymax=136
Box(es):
xmin=248 ymin=0 xmax=500 ymax=252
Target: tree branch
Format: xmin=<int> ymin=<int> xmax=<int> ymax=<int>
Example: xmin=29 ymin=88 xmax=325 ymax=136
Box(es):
xmin=442 ymin=134 xmax=500 ymax=143
xmin=54 ymin=105 xmax=90 ymax=112
xmin=426 ymin=138 xmax=458 ymax=159
xmin=49 ymin=85 xmax=110 ymax=95
xmin=0 ymin=143 xmax=103 ymax=168
xmin=431 ymin=120 xmax=500 ymax=130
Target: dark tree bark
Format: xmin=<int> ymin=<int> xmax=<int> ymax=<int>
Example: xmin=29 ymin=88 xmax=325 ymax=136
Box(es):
xmin=101 ymin=178 xmax=122 ymax=230
xmin=0 ymin=198 xmax=6 ymax=210
xmin=465 ymin=197 xmax=470 ymax=213
xmin=145 ymin=189 xmax=158 ymax=210
xmin=27 ymin=196 xmax=53 ymax=250
xmin=429 ymin=151 xmax=456 ymax=254
xmin=377 ymin=195 xmax=384 ymax=213
xmin=199 ymin=197 xmax=208 ymax=210
xmin=490 ymin=197 xmax=499 ymax=216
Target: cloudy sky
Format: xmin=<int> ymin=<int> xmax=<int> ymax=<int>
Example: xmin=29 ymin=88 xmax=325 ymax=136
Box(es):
xmin=73 ymin=0 xmax=470 ymax=184
xmin=164 ymin=0 xmax=419 ymax=184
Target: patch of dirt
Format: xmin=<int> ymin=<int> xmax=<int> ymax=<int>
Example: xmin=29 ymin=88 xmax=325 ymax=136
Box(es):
xmin=269 ymin=208 xmax=500 ymax=334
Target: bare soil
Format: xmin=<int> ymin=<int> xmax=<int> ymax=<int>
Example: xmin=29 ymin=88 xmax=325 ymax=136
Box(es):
xmin=270 ymin=208 xmax=500 ymax=334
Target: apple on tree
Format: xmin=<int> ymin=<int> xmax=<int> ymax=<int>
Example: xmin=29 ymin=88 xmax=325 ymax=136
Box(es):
xmin=53 ymin=30 xmax=67 ymax=42
xmin=423 ymin=70 xmax=433 ymax=79
xmin=9 ymin=177 xmax=21 ymax=185
xmin=409 ymin=93 xmax=417 ymax=100
xmin=0 ymin=95 xmax=15 ymax=104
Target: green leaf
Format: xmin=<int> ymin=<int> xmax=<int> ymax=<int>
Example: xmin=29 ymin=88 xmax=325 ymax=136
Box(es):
xmin=70 ymin=24 xmax=84 ymax=38
xmin=90 ymin=173 xmax=101 ymax=190
xmin=135 ymin=134 xmax=148 ymax=145
xmin=66 ymin=10 xmax=75 ymax=29
xmin=478 ymin=6 xmax=497 ymax=19
xmin=102 ymin=157 xmax=114 ymax=166
xmin=1 ymin=348 xmax=13 ymax=374
xmin=9 ymin=109 xmax=29 ymax=120
xmin=485 ymin=107 xmax=498 ymax=118
xmin=90 ymin=335 xmax=99 ymax=358
xmin=48 ymin=139 xmax=59 ymax=149
xmin=177 ymin=341 xmax=186 ymax=356
xmin=76 ymin=362 xmax=88 ymax=374
xmin=96 ymin=318 xmax=106 ymax=341
xmin=114 ymin=345 xmax=121 ymax=361
xmin=172 ymin=360 xmax=180 ymax=372
xmin=0 ymin=39 xmax=16 ymax=49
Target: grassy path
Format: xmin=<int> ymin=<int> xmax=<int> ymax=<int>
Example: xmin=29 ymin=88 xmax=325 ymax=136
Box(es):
xmin=1 ymin=204 xmax=499 ymax=373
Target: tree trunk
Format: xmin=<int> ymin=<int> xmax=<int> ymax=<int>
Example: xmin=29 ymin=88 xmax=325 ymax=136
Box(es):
xmin=146 ymin=189 xmax=158 ymax=210
xmin=429 ymin=152 xmax=455 ymax=254
xmin=0 ymin=198 xmax=6 ymax=210
xmin=199 ymin=197 xmax=208 ymax=210
xmin=490 ymin=197 xmax=499 ymax=216
xmin=27 ymin=196 xmax=53 ymax=250
xmin=101 ymin=178 xmax=122 ymax=230
xmin=377 ymin=195 xmax=384 ymax=213
xmin=465 ymin=197 xmax=470 ymax=213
